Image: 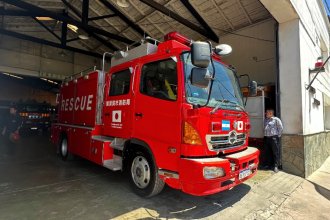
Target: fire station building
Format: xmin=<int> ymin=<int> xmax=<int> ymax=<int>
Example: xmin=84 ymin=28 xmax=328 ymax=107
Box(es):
xmin=0 ymin=0 xmax=330 ymax=177
xmin=262 ymin=0 xmax=330 ymax=178
xmin=0 ymin=0 xmax=329 ymax=186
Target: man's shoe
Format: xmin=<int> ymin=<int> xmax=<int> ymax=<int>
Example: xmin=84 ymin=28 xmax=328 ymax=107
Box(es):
xmin=274 ymin=167 xmax=279 ymax=173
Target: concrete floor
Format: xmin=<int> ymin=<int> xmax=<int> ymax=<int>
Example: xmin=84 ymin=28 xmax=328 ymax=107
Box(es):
xmin=0 ymin=135 xmax=250 ymax=219
xmin=0 ymin=135 xmax=329 ymax=220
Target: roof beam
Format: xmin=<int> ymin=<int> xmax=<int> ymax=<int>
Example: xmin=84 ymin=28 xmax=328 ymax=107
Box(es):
xmin=210 ymin=0 xmax=235 ymax=30
xmin=89 ymin=33 xmax=118 ymax=51
xmin=32 ymin=17 xmax=61 ymax=42
xmin=61 ymin=0 xmax=81 ymax=18
xmin=67 ymin=37 xmax=79 ymax=42
xmin=140 ymin=0 xmax=218 ymax=42
xmin=179 ymin=0 xmax=218 ymax=42
xmin=125 ymin=0 xmax=179 ymax=38
xmin=82 ymin=0 xmax=89 ymax=25
xmin=88 ymin=14 xmax=116 ymax=21
xmin=2 ymin=0 xmax=134 ymax=44
xmin=128 ymin=0 xmax=166 ymax=35
xmin=99 ymin=0 xmax=148 ymax=37
xmin=236 ymin=0 xmax=252 ymax=24
xmin=0 ymin=9 xmax=118 ymax=51
xmin=61 ymin=0 xmax=118 ymax=50
xmin=0 ymin=8 xmax=45 ymax=17
xmin=0 ymin=28 xmax=103 ymax=58
xmin=91 ymin=0 xmax=141 ymax=46
xmin=61 ymin=18 xmax=67 ymax=46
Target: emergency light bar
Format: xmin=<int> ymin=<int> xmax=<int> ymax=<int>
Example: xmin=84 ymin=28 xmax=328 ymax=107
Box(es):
xmin=164 ymin=32 xmax=192 ymax=46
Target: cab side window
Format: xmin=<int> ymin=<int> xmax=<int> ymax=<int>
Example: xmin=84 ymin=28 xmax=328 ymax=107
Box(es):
xmin=140 ymin=59 xmax=177 ymax=101
xmin=109 ymin=69 xmax=131 ymax=96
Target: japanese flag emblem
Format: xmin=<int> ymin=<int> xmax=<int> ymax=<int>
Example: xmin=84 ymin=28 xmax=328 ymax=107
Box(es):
xmin=112 ymin=110 xmax=122 ymax=123
xmin=237 ymin=121 xmax=243 ymax=131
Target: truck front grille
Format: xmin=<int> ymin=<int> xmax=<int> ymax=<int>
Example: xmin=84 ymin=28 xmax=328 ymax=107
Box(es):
xmin=212 ymin=140 xmax=245 ymax=150
xmin=206 ymin=133 xmax=246 ymax=151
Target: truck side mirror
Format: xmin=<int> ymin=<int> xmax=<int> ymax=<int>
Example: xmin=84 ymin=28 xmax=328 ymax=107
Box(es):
xmin=249 ymin=81 xmax=258 ymax=96
xmin=191 ymin=42 xmax=211 ymax=68
xmin=190 ymin=67 xmax=210 ymax=88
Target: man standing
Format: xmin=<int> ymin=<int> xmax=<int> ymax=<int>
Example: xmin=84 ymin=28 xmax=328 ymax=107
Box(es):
xmin=1 ymin=104 xmax=22 ymax=143
xmin=264 ymin=108 xmax=283 ymax=173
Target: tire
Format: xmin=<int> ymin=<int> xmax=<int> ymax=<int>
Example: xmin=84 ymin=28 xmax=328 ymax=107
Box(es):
xmin=129 ymin=150 xmax=165 ymax=197
xmin=59 ymin=136 xmax=72 ymax=161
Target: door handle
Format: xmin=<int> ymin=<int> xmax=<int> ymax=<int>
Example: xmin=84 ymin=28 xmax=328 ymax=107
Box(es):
xmin=135 ymin=112 xmax=143 ymax=117
xmin=105 ymin=113 xmax=110 ymax=117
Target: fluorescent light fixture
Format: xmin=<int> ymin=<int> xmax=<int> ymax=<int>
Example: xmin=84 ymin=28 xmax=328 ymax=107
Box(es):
xmin=117 ymin=0 xmax=129 ymax=7
xmin=78 ymin=34 xmax=89 ymax=40
xmin=36 ymin=17 xmax=53 ymax=21
xmin=67 ymin=24 xmax=78 ymax=33
xmin=67 ymin=24 xmax=89 ymax=40
xmin=41 ymin=77 xmax=58 ymax=85
xmin=1 ymin=72 xmax=23 ymax=79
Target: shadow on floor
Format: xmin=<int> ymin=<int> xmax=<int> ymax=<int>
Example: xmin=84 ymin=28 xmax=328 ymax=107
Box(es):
xmin=308 ymin=180 xmax=330 ymax=201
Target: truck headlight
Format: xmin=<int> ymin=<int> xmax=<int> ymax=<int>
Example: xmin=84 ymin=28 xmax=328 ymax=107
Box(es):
xmin=203 ymin=167 xmax=225 ymax=179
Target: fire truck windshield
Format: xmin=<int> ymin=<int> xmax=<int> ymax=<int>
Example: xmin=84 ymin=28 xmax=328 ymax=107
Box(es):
xmin=183 ymin=53 xmax=244 ymax=111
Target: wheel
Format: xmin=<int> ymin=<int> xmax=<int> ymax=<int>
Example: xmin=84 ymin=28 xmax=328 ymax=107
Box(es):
xmin=129 ymin=150 xmax=165 ymax=197
xmin=59 ymin=136 xmax=72 ymax=161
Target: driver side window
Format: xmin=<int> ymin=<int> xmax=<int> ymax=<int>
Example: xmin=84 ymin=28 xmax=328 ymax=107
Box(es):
xmin=140 ymin=59 xmax=177 ymax=101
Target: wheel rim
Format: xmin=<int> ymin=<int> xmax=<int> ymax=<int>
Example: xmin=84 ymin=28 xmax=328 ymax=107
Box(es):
xmin=131 ymin=156 xmax=151 ymax=189
xmin=61 ymin=139 xmax=68 ymax=157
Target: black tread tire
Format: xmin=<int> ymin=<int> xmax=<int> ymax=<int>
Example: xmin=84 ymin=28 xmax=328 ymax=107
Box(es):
xmin=129 ymin=149 xmax=165 ymax=198
xmin=59 ymin=136 xmax=73 ymax=161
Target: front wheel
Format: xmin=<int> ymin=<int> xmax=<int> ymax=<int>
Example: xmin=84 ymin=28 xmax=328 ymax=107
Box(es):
xmin=129 ymin=150 xmax=165 ymax=197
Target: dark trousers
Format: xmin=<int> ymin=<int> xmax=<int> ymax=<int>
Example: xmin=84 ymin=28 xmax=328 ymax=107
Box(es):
xmin=264 ymin=136 xmax=280 ymax=167
xmin=0 ymin=134 xmax=16 ymax=156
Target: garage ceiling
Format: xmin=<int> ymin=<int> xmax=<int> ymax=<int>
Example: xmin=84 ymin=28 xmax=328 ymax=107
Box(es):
xmin=0 ymin=0 xmax=271 ymax=57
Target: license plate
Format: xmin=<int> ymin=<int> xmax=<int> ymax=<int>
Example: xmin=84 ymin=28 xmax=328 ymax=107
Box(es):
xmin=239 ymin=168 xmax=251 ymax=180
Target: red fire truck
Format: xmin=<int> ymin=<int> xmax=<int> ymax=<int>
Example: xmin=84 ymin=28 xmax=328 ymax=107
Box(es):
xmin=51 ymin=32 xmax=259 ymax=197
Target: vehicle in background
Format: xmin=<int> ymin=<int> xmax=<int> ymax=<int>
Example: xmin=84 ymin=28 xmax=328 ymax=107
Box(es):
xmin=18 ymin=103 xmax=55 ymax=135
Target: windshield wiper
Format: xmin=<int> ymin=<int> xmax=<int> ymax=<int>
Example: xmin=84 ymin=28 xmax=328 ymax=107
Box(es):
xmin=210 ymin=99 xmax=230 ymax=114
xmin=211 ymin=99 xmax=244 ymax=114
xmin=226 ymin=102 xmax=245 ymax=112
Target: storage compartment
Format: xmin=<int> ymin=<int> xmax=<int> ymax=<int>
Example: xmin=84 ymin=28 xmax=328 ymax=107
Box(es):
xmin=90 ymin=139 xmax=113 ymax=165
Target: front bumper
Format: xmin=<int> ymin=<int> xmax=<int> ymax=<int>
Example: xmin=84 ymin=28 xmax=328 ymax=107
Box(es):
xmin=178 ymin=147 xmax=259 ymax=196
xmin=21 ymin=121 xmax=50 ymax=131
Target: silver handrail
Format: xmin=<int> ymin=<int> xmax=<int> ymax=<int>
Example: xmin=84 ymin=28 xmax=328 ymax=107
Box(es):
xmin=96 ymin=52 xmax=113 ymax=125
xmin=102 ymin=52 xmax=113 ymax=75
xmin=63 ymin=66 xmax=96 ymax=82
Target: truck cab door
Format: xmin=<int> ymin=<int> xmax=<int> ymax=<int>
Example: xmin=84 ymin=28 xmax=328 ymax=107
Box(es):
xmin=132 ymin=57 xmax=182 ymax=171
xmin=102 ymin=67 xmax=134 ymax=138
